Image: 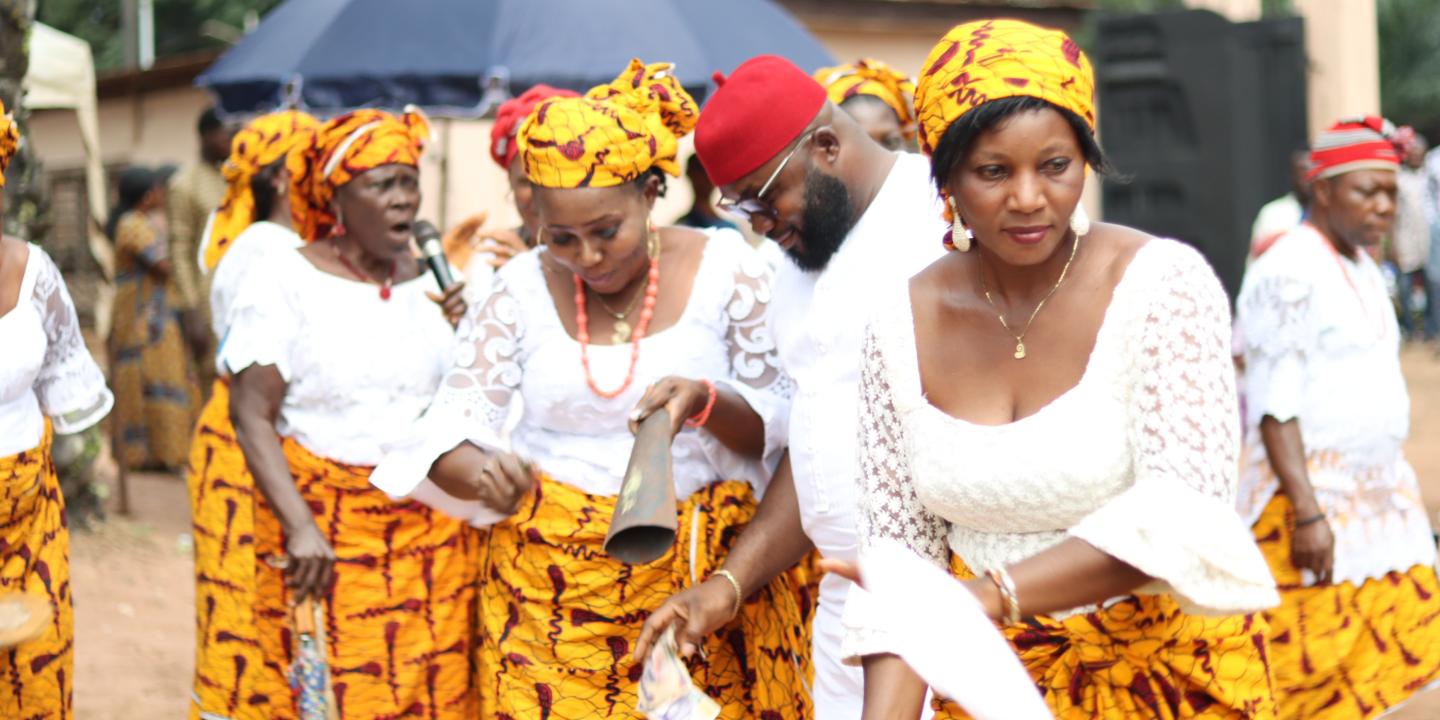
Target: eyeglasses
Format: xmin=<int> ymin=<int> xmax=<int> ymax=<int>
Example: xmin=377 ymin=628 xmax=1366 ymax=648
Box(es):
xmin=716 ymin=129 xmax=815 ymax=223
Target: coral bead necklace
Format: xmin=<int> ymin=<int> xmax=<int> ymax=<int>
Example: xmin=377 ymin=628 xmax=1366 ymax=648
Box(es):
xmin=574 ymin=230 xmax=661 ymax=399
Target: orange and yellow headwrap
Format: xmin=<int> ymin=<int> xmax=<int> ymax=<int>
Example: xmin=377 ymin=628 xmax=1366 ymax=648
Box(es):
xmin=288 ymin=107 xmax=429 ymax=241
xmin=202 ymin=110 xmax=319 ymax=270
xmin=0 ymin=99 xmax=20 ymax=189
xmin=814 ymin=59 xmax=918 ymax=139
xmin=914 ymin=18 xmax=1095 ymax=157
xmin=518 ymin=58 xmax=699 ymax=189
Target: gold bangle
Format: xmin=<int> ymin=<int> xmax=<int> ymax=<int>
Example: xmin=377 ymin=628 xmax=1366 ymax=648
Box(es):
xmin=986 ymin=567 xmax=1022 ymax=624
xmin=711 ymin=569 xmax=744 ymax=618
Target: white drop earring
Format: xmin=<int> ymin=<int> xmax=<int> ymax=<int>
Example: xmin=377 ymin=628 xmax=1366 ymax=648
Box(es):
xmin=948 ymin=196 xmax=973 ymax=252
xmin=1069 ymin=204 xmax=1091 ymax=238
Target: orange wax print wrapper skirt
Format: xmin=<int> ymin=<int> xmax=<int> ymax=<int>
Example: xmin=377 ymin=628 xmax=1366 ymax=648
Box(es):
xmin=935 ymin=556 xmax=1277 ymax=719
xmin=187 ymin=379 xmax=289 ymax=719
xmin=1252 ymin=493 xmax=1440 ymax=719
xmin=478 ymin=476 xmax=814 ymax=719
xmin=252 ymin=438 xmax=480 ymax=719
xmin=0 ymin=426 xmax=73 ymax=719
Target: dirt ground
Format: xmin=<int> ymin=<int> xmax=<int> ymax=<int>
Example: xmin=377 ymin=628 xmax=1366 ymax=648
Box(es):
xmin=68 ymin=345 xmax=1440 ymax=719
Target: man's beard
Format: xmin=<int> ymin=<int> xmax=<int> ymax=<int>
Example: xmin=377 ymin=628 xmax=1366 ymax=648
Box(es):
xmin=786 ymin=167 xmax=859 ymax=272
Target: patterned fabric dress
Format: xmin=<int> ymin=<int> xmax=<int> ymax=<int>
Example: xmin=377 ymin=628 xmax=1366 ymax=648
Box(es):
xmin=845 ymin=240 xmax=1280 ymax=719
xmin=109 ymin=210 xmax=199 ymax=470
xmin=1236 ymin=223 xmax=1440 ymax=719
xmin=0 ymin=244 xmax=114 ymax=720
xmin=372 ymin=231 xmax=810 ymax=719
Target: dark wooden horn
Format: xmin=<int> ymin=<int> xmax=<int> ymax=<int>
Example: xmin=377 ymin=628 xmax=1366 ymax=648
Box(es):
xmin=604 ymin=410 xmax=678 ymax=564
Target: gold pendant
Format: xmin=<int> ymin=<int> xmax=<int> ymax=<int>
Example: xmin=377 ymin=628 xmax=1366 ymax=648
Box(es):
xmin=612 ymin=320 xmax=632 ymax=344
xmin=1014 ymin=341 xmax=1026 ymax=360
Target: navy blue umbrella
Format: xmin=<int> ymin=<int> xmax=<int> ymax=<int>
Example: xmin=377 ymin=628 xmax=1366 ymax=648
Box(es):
xmin=197 ymin=0 xmax=836 ymax=116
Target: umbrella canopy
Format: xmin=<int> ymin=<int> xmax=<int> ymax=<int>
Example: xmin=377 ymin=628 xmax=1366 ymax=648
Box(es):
xmin=197 ymin=0 xmax=835 ymax=116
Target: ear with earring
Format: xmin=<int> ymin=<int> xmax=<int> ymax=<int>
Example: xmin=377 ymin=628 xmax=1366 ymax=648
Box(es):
xmin=943 ymin=195 xmax=973 ymax=252
xmin=646 ymin=216 xmax=660 ymax=258
xmin=331 ymin=208 xmax=346 ymax=238
xmin=1068 ymin=204 xmax=1091 ymax=238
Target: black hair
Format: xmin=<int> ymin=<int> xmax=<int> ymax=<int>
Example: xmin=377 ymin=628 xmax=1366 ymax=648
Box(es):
xmin=633 ymin=166 xmax=669 ymax=198
xmin=250 ymin=158 xmax=286 ymax=224
xmin=106 ymin=165 xmax=162 ymax=239
xmin=929 ymin=96 xmax=1115 ymax=196
xmin=198 ymin=107 xmax=223 ymax=135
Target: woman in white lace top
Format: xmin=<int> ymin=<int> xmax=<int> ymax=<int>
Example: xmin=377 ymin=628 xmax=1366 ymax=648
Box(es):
xmin=837 ymin=20 xmax=1279 ymax=719
xmin=0 ymin=100 xmax=114 ymax=718
xmin=371 ymin=60 xmax=811 ymax=719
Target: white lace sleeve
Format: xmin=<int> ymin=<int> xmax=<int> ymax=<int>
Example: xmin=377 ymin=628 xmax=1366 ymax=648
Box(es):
xmin=696 ymin=244 xmax=795 ymax=494
xmin=30 ymin=248 xmax=113 ymax=433
xmin=370 ymin=276 xmax=522 ymax=526
xmin=1235 ymin=265 xmax=1313 ymax=427
xmin=1070 ymin=245 xmax=1277 ymax=615
xmin=842 ymin=320 xmax=951 ymax=663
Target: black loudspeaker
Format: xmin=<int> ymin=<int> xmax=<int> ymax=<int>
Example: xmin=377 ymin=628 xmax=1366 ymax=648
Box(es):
xmin=1096 ymin=9 xmax=1308 ymax=302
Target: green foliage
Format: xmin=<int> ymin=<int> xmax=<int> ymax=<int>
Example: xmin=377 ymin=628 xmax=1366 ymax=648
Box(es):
xmin=1378 ymin=0 xmax=1440 ymax=137
xmin=36 ymin=0 xmax=282 ymax=72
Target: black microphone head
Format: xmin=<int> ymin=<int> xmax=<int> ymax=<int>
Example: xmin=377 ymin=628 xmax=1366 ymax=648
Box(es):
xmin=413 ymin=219 xmax=442 ymax=245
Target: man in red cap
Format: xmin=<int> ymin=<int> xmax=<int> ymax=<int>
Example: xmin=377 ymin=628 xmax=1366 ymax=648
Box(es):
xmin=636 ymin=54 xmax=946 ymax=718
xmin=1236 ymin=116 xmax=1440 ymax=716
xmin=442 ymin=84 xmax=578 ymax=290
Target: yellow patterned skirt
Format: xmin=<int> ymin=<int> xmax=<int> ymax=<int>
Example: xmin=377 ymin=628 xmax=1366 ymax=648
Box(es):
xmin=0 ymin=426 xmax=73 ymax=719
xmin=1252 ymin=493 xmax=1440 ymax=719
xmin=478 ymin=476 xmax=813 ymax=719
xmin=252 ymin=439 xmax=480 ymax=719
xmin=187 ymin=380 xmax=288 ymax=719
xmin=935 ymin=556 xmax=1276 ymax=719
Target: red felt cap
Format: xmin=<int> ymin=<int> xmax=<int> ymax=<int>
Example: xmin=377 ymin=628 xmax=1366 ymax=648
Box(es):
xmin=490 ymin=84 xmax=579 ymax=170
xmin=695 ymin=55 xmax=826 ymax=187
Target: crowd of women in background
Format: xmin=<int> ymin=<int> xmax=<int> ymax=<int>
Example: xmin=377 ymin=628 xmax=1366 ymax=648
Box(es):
xmin=3 ymin=14 xmax=1440 ymax=720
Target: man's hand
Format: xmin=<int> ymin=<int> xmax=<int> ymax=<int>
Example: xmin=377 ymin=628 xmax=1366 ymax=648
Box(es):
xmin=634 ymin=575 xmax=740 ymax=660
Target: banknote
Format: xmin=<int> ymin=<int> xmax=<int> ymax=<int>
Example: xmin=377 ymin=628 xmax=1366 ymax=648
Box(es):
xmin=636 ymin=626 xmax=720 ymax=720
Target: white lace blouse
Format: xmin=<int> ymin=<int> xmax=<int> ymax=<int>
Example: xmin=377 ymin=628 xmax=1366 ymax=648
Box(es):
xmin=219 ymin=248 xmax=456 ymax=468
xmin=0 ymin=244 xmax=114 ymax=457
xmin=371 ymin=229 xmax=792 ymax=515
xmin=210 ymin=221 xmax=304 ymax=375
xmin=843 ymin=239 xmax=1278 ymax=662
xmin=1236 ymin=224 xmax=1434 ymax=585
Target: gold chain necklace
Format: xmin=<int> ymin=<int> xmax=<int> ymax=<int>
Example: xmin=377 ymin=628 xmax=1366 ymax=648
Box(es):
xmin=978 ymin=234 xmax=1081 ymax=360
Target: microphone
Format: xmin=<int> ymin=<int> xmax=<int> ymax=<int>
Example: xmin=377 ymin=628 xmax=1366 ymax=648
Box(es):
xmin=413 ymin=219 xmax=456 ymax=291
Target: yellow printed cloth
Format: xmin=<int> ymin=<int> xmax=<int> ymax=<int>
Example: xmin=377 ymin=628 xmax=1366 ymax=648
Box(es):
xmin=0 ymin=426 xmax=73 ymax=719
xmin=203 ymin=111 xmax=319 ymax=271
xmin=109 ymin=211 xmax=200 ymax=471
xmin=478 ymin=476 xmax=813 ymax=719
xmin=187 ymin=379 xmax=288 ymax=719
xmin=288 ymin=108 xmax=429 ymax=241
xmin=814 ymin=59 xmax=918 ymax=138
xmin=935 ymin=556 xmax=1277 ymax=719
xmin=0 ymin=99 xmax=18 ymax=187
xmin=914 ymin=18 xmax=1096 ymax=157
xmin=252 ymin=438 xmax=479 ymax=719
xmin=1252 ymin=492 xmax=1440 ymax=719
xmin=518 ymin=58 xmax=699 ymax=189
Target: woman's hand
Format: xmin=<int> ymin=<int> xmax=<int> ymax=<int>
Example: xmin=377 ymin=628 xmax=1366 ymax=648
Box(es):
xmin=476 ymin=228 xmax=529 ymax=269
xmin=426 ymin=281 xmax=469 ymax=328
xmin=634 ymin=575 xmax=742 ymax=661
xmin=630 ymin=376 xmax=711 ymax=437
xmin=283 ymin=520 xmax=336 ymax=604
xmin=1291 ymin=518 xmax=1335 ymax=585
xmin=471 ymin=451 xmax=538 ymax=515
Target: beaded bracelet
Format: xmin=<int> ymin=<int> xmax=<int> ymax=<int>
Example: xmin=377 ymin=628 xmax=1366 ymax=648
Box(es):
xmin=1295 ymin=513 xmax=1327 ymax=528
xmin=685 ymin=379 xmax=718 ymax=428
